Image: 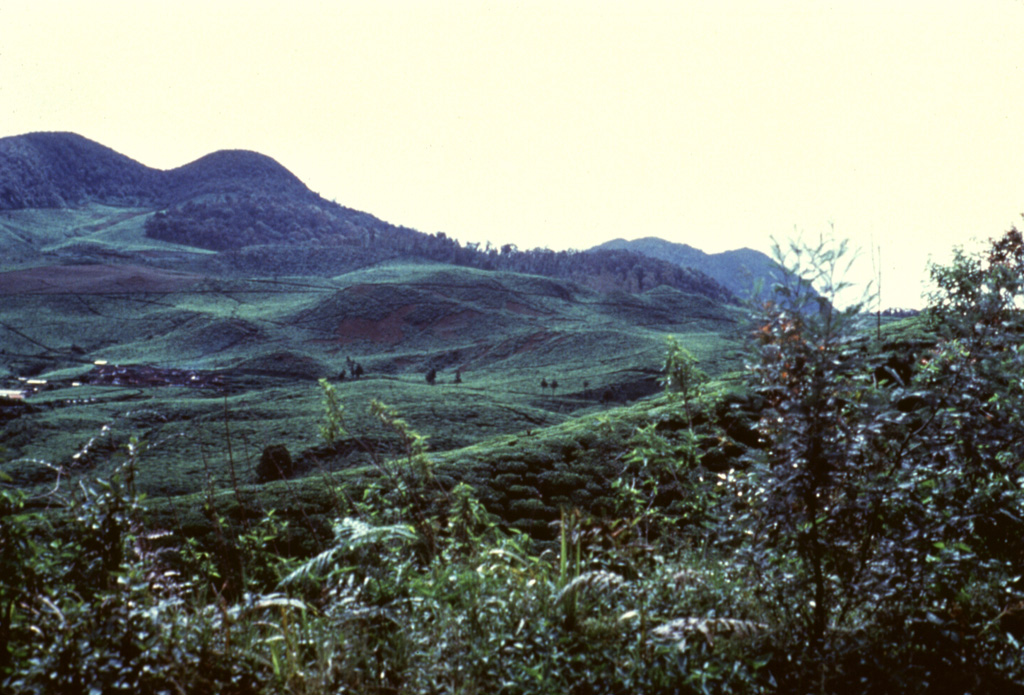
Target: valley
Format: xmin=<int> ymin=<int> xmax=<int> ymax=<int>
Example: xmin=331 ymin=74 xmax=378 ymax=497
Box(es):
xmin=0 ymin=196 xmax=746 ymax=507
xmin=7 ymin=133 xmax=1016 ymax=693
xmin=0 ymin=137 xmax=751 ymax=551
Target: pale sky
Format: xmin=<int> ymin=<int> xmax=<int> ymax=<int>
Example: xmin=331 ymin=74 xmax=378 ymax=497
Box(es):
xmin=4 ymin=1 xmax=1024 ymax=308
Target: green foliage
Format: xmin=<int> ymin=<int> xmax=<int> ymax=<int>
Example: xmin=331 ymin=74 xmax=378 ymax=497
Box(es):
xmin=8 ymin=194 xmax=1024 ymax=690
xmin=2 ymin=450 xmax=308 ymax=693
xmin=611 ymin=339 xmax=723 ymax=548
xmin=0 ymin=480 xmax=46 ymax=679
xmin=662 ymin=335 xmax=709 ymax=405
xmin=317 ymin=377 xmax=346 ymax=445
xmin=1 ymin=380 xmax=767 ymax=693
xmin=732 ymin=232 xmax=1024 ymax=692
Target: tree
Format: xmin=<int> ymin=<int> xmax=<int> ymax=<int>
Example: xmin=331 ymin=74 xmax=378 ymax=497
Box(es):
xmin=255 ymin=444 xmax=294 ymax=483
xmin=744 ymin=236 xmax=870 ymax=648
xmin=739 ymin=232 xmax=1024 ymax=691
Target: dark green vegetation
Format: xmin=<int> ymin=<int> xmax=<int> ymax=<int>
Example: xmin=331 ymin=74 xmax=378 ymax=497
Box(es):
xmin=2 ymin=133 xmax=1023 ymax=692
xmin=594 ymin=236 xmax=784 ymax=300
xmin=0 ymin=132 xmax=744 ymax=506
xmin=0 ymin=132 xmax=733 ymax=299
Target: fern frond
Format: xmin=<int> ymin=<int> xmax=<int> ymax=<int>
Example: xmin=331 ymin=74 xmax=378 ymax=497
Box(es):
xmin=277 ymin=545 xmax=344 ymax=588
xmin=254 ymin=594 xmax=308 ymax=611
xmin=671 ymin=568 xmax=707 ymax=588
xmin=235 ymin=592 xmax=310 ymax=619
xmin=277 ymin=518 xmax=417 ymax=588
xmin=333 ymin=517 xmax=418 ymax=550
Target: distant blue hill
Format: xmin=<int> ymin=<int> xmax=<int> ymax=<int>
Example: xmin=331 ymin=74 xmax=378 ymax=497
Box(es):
xmin=592 ymin=237 xmax=783 ymax=301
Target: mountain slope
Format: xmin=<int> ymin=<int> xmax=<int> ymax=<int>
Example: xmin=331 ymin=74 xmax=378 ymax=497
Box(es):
xmin=594 ymin=237 xmax=782 ymax=300
xmin=0 ymin=132 xmax=737 ymax=301
xmin=0 ymin=132 xmax=164 ymax=208
xmin=0 ymin=132 xmax=319 ymax=209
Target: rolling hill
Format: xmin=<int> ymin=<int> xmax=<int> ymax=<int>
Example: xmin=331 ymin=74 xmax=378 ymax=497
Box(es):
xmin=0 ymin=132 xmax=735 ymax=300
xmin=0 ymin=131 xmax=753 ymax=504
xmin=0 ymin=260 xmax=744 ymax=497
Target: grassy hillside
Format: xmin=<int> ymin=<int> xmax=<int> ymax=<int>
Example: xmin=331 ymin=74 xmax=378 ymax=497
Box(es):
xmin=0 ymin=136 xmax=749 ymax=514
xmin=0 ymin=258 xmax=744 ymax=502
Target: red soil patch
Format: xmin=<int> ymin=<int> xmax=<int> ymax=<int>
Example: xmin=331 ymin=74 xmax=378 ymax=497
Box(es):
xmin=479 ymin=330 xmax=554 ymax=360
xmin=504 ymin=301 xmax=544 ymax=317
xmin=432 ymin=309 xmax=482 ymax=338
xmin=519 ymin=331 xmax=553 ymax=353
xmin=345 ymin=283 xmax=375 ymax=296
xmin=335 ymin=305 xmax=416 ymax=345
xmin=0 ymin=264 xmax=203 ymax=294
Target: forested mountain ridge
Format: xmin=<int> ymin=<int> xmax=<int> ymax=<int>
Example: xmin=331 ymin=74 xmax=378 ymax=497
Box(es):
xmin=0 ymin=132 xmax=313 ymax=208
xmin=0 ymin=132 xmax=163 ymax=208
xmin=594 ymin=236 xmax=783 ymax=299
xmin=0 ymin=132 xmax=735 ymax=300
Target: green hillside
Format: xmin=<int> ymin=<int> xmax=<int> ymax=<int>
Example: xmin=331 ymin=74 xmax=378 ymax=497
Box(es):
xmin=3 ymin=132 xmax=1024 ymax=693
xmin=0 ymin=133 xmax=746 ymax=505
xmin=0 ymin=259 xmax=743 ymax=500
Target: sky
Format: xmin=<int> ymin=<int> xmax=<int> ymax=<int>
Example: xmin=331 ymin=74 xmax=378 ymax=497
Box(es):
xmin=4 ymin=1 xmax=1024 ymax=308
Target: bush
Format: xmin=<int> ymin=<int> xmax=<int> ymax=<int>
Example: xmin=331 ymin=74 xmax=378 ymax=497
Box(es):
xmin=733 ymin=233 xmax=1024 ymax=691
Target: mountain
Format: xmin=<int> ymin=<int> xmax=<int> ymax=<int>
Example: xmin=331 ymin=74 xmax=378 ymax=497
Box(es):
xmin=0 ymin=132 xmax=163 ymax=208
xmin=164 ymin=149 xmax=315 ymax=202
xmin=593 ymin=237 xmax=783 ymax=300
xmin=0 ymin=132 xmax=312 ymax=208
xmin=0 ymin=132 xmax=736 ymax=301
xmin=0 ymin=132 xmax=749 ymax=530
